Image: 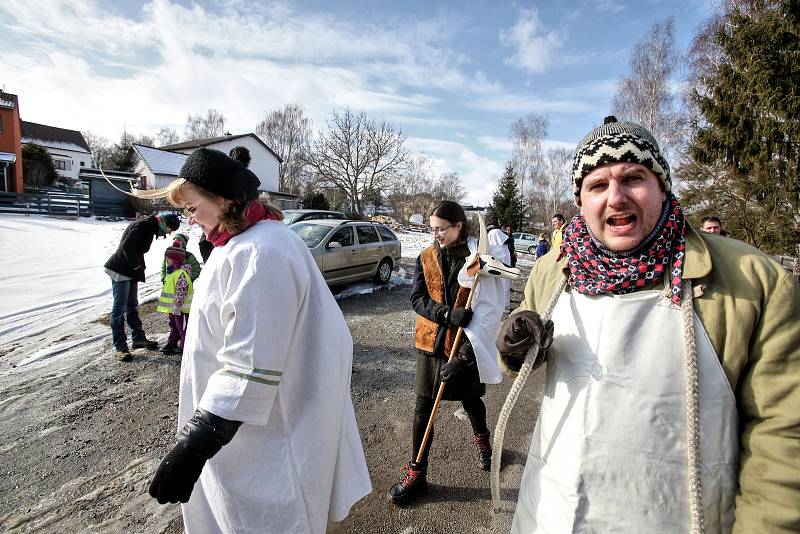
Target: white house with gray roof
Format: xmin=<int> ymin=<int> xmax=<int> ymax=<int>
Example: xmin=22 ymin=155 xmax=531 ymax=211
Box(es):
xmin=132 ymin=144 xmax=188 ymax=189
xmin=161 ymin=133 xmax=281 ymax=193
xmin=133 ymin=134 xmax=298 ymax=208
xmin=20 ymin=121 xmax=92 ymax=183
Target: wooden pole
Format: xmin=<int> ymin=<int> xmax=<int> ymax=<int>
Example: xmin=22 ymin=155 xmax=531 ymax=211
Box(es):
xmin=415 ymin=273 xmax=480 ymax=465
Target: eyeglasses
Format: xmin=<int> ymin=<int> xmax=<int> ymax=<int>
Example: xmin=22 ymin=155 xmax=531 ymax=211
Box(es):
xmin=182 ymin=204 xmax=199 ymax=218
xmin=431 ymin=224 xmax=454 ymax=235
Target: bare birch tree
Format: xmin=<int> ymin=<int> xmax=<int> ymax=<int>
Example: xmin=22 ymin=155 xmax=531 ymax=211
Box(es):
xmin=510 ymin=113 xmax=549 ymax=198
xmin=534 ymin=147 xmax=575 ymax=225
xmin=184 ymin=109 xmax=225 ymax=140
xmin=304 ymin=109 xmax=407 ymax=219
xmin=433 ymin=172 xmax=466 ymax=203
xmin=156 ymin=127 xmax=181 ymax=147
xmin=611 ymin=17 xmax=686 ymax=166
xmin=255 ymin=104 xmax=313 ymax=194
xmin=388 ymin=153 xmax=436 ymax=216
xmin=82 ymin=131 xmax=115 ymax=169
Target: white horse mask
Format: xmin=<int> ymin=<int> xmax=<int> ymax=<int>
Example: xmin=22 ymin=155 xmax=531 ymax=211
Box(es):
xmin=463 ymin=214 xmax=521 ymax=281
xmin=465 ymin=251 xmax=521 ymax=280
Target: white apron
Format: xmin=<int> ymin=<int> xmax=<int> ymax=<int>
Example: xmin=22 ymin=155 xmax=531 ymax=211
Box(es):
xmin=512 ymin=287 xmax=739 ymax=533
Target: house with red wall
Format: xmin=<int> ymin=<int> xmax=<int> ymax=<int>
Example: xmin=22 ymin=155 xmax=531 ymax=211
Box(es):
xmin=0 ymin=90 xmax=23 ymax=193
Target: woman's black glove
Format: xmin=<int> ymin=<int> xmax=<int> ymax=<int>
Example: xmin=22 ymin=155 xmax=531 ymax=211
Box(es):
xmin=149 ymin=408 xmax=241 ymax=504
xmin=496 ymin=311 xmax=554 ymax=373
xmin=448 ymin=307 xmax=473 ymax=328
xmin=440 ymin=338 xmax=475 ymax=382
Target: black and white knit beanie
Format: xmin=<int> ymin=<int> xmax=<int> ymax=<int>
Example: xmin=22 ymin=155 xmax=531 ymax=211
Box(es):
xmin=179 ymin=148 xmax=260 ymax=202
xmin=572 ymin=116 xmax=670 ymax=203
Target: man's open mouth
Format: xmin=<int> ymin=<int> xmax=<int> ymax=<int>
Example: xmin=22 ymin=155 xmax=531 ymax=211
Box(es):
xmin=607 ymin=214 xmax=636 ymax=227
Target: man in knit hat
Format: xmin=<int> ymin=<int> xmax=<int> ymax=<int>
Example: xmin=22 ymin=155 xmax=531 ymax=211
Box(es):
xmin=496 ymin=117 xmax=800 ymax=532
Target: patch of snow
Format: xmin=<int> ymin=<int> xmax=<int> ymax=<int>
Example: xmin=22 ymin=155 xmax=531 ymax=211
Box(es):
xmin=0 ymin=214 xmax=201 ymax=362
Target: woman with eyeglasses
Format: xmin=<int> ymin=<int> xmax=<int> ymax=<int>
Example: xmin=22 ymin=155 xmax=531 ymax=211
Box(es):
xmin=388 ymin=200 xmax=493 ymax=505
xmin=142 ymin=148 xmax=371 ymax=533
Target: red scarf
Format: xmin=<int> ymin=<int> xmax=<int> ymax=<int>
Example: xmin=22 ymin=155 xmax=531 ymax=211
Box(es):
xmin=559 ymin=196 xmax=687 ymax=305
xmin=206 ymin=201 xmax=281 ymax=247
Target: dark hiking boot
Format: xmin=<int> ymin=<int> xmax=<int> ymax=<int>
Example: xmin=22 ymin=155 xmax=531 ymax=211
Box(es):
xmin=161 ymin=345 xmax=177 ymax=355
xmin=473 ymin=432 xmax=492 ymax=471
xmin=132 ymin=338 xmax=158 ymax=350
xmin=387 ymin=462 xmax=427 ymax=505
xmin=115 ymin=350 xmax=132 ymax=362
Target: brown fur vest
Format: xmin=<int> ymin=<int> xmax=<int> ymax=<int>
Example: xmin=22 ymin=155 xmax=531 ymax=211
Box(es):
xmin=414 ymin=245 xmax=471 ymax=356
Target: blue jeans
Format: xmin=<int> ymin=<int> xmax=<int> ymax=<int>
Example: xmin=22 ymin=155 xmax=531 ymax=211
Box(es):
xmin=110 ymin=279 xmax=146 ymax=351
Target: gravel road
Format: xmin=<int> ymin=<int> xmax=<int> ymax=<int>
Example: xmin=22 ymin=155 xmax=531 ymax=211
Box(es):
xmin=0 ymin=254 xmax=545 ymax=533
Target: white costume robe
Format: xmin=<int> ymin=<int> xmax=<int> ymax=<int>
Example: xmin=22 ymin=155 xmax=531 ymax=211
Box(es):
xmin=459 ymin=236 xmax=508 ymax=385
xmin=178 ymin=220 xmax=372 ymax=534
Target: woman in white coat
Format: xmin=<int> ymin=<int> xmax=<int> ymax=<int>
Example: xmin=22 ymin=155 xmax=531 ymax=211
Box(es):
xmin=146 ymin=148 xmax=372 ymax=533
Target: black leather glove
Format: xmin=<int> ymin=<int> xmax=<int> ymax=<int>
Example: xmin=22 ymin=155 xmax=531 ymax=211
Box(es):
xmin=149 ymin=408 xmax=242 ymax=504
xmin=440 ymin=338 xmax=475 ymax=382
xmin=496 ymin=311 xmax=554 ymax=373
xmin=440 ymin=357 xmax=468 ymax=381
xmin=448 ymin=307 xmax=473 ymax=328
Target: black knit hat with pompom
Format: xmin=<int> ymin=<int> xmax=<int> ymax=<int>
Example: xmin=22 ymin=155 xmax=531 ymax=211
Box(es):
xmin=179 ymin=148 xmax=260 ymax=202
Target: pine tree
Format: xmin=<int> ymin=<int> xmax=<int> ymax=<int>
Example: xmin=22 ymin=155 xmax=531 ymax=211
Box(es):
xmin=681 ymin=0 xmax=800 ymax=254
xmin=486 ymin=163 xmax=526 ymax=231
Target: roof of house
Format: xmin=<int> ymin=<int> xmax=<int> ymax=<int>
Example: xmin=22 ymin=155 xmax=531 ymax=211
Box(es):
xmin=132 ymin=144 xmax=188 ymax=177
xmin=20 ymin=121 xmax=91 ymax=153
xmin=162 ymin=133 xmax=283 ymax=163
xmin=0 ymin=91 xmax=18 ymax=109
xmin=79 ymin=168 xmax=138 ymax=182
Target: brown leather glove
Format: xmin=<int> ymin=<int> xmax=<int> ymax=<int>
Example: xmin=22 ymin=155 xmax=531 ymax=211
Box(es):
xmin=496 ymin=311 xmax=554 ymax=373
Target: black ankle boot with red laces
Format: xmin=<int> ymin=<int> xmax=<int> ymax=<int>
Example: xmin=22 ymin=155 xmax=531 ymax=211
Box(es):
xmin=473 ymin=432 xmax=492 ymax=471
xmin=387 ymin=461 xmax=428 ymax=505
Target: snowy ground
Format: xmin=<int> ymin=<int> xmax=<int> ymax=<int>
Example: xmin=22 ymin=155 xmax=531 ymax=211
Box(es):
xmin=0 ymin=214 xmax=443 ymax=364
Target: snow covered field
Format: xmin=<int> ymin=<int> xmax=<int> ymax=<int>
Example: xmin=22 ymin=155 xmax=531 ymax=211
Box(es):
xmin=0 ymin=214 xmax=435 ymax=364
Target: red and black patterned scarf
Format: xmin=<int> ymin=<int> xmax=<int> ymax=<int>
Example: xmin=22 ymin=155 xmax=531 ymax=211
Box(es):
xmin=559 ymin=195 xmax=686 ymax=305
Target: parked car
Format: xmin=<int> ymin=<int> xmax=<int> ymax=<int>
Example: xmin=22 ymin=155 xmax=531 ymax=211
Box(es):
xmin=282 ymin=209 xmax=346 ymax=225
xmin=513 ymin=232 xmax=539 ymax=254
xmin=290 ymin=220 xmax=402 ymax=285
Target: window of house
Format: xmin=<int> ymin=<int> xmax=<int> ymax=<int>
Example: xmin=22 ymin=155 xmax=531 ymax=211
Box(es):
xmin=0 ymin=115 xmax=4 ymax=133
xmin=54 ymin=160 xmax=68 ymax=170
xmin=80 ymin=161 xmax=85 ymax=167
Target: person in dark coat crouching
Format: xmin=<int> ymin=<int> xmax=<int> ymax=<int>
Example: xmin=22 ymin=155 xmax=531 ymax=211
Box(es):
xmin=388 ymin=200 xmax=493 ymax=505
xmin=104 ymin=211 xmax=180 ymax=361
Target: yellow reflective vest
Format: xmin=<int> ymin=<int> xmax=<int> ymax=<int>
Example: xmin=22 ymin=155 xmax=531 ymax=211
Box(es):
xmin=157 ymin=268 xmax=193 ymax=314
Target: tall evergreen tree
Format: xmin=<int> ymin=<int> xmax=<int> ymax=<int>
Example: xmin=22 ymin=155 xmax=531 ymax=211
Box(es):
xmin=486 ymin=163 xmax=526 ymax=231
xmin=681 ymin=0 xmax=800 ymax=254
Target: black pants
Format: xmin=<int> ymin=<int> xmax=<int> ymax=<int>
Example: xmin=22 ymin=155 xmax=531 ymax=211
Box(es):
xmin=411 ymin=394 xmax=488 ymax=466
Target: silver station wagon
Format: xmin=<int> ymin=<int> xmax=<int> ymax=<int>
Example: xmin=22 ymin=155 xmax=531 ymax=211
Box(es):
xmin=513 ymin=231 xmax=539 ymax=254
xmin=290 ymin=220 xmax=402 ymax=285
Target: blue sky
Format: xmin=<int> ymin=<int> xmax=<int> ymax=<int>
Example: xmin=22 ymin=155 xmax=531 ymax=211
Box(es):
xmin=0 ymin=0 xmax=712 ymax=204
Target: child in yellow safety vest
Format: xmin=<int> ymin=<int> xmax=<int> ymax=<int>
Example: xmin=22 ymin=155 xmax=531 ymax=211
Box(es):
xmin=157 ymin=241 xmax=193 ymax=355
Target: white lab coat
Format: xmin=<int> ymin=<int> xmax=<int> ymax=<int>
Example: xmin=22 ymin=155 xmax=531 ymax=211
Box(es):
xmin=178 ymin=220 xmax=372 ymax=534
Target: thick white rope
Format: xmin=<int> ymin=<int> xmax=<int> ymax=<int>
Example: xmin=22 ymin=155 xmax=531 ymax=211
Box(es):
xmin=681 ymin=280 xmax=704 ymax=534
xmin=491 ymin=275 xmax=567 ymax=510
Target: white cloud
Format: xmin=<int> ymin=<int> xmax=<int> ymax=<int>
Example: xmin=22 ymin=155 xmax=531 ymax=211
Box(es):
xmin=0 ymin=0 xmax=503 ymax=140
xmin=407 ymin=137 xmax=504 ymax=205
xmin=500 ymin=8 xmax=564 ymax=75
